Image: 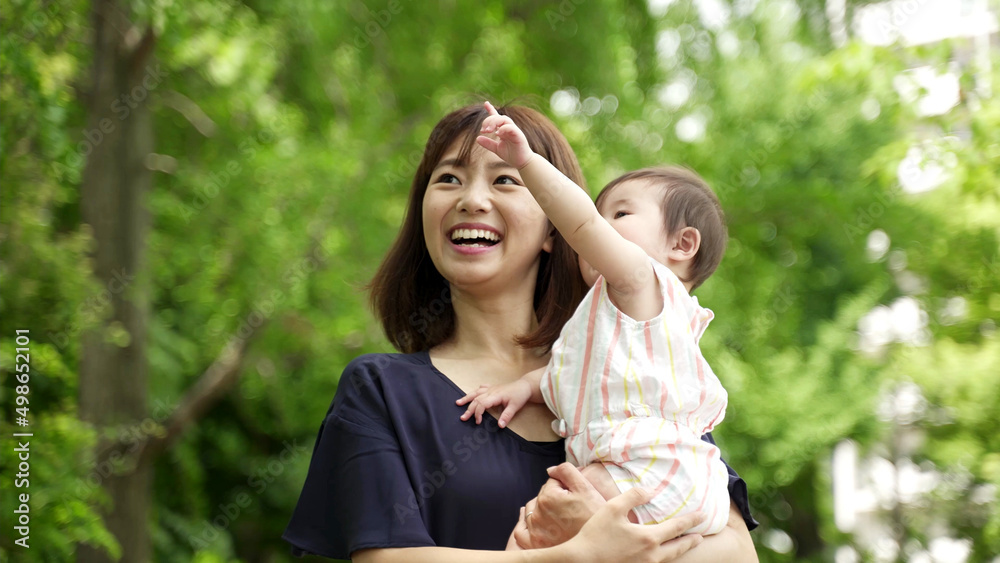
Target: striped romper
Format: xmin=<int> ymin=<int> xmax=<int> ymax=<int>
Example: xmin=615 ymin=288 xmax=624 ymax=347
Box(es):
xmin=539 ymin=257 xmax=730 ymax=534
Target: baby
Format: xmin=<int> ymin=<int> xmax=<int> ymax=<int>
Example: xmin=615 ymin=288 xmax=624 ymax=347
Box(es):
xmin=457 ymin=101 xmax=731 ymax=536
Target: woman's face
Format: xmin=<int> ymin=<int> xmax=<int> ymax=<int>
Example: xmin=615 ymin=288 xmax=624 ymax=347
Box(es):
xmin=422 ymin=140 xmax=554 ymax=295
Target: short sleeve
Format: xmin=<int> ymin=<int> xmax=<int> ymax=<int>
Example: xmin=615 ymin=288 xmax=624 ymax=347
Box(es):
xmin=701 ymin=433 xmax=759 ymax=531
xmin=282 ymin=357 xmax=435 ymax=559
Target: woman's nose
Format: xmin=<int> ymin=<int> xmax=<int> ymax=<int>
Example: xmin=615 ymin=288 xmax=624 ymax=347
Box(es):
xmin=456 ymin=179 xmax=492 ymax=214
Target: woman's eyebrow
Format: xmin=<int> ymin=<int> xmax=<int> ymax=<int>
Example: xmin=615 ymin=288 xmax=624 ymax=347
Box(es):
xmin=435 ymin=157 xmax=462 ymax=169
xmin=434 ymin=158 xmax=517 ymax=172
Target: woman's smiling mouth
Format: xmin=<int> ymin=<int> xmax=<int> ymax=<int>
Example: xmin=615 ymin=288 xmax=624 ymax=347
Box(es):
xmin=447 ymin=223 xmax=503 ymax=252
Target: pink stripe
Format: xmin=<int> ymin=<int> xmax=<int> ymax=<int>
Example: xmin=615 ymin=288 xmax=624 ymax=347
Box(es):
xmin=644 ymin=321 xmax=654 ymax=364
xmin=600 ymin=315 xmax=623 ymax=419
xmin=572 ymin=279 xmax=604 ymax=435
xmin=705 ymin=400 xmax=725 ymax=432
xmin=621 ymin=422 xmax=638 ymax=462
xmin=695 ymin=446 xmax=713 ymax=513
xmin=650 ymin=444 xmax=682 ymax=498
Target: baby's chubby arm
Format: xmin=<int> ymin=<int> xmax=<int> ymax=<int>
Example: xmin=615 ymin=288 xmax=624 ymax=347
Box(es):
xmin=456 ymin=367 xmax=546 ymax=429
xmin=476 ymin=102 xmax=661 ymax=321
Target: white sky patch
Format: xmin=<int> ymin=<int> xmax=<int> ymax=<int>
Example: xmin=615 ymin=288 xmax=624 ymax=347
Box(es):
xmin=694 ymin=0 xmax=731 ymax=30
xmin=647 ymin=0 xmax=678 ymax=18
xmin=897 ymin=144 xmax=949 ymax=194
xmin=857 ymin=297 xmax=930 ymax=355
xmin=675 ymin=113 xmax=707 ymax=142
xmin=716 ymin=30 xmax=741 ymax=58
xmin=855 ymin=0 xmax=998 ymax=46
xmin=656 ymin=29 xmax=682 ymax=60
xmin=866 ymin=229 xmax=891 ymax=262
xmin=550 ymin=89 xmax=580 ymax=117
xmin=894 ymin=65 xmax=961 ymax=116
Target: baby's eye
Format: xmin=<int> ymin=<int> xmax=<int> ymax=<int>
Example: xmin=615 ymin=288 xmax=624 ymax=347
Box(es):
xmin=495 ymin=175 xmax=521 ymax=186
xmin=614 ymin=211 xmax=629 ymax=219
xmin=436 ymin=173 xmax=460 ymax=184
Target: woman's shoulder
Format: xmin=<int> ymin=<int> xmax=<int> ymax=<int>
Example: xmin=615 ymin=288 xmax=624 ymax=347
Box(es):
xmin=337 ymin=351 xmax=434 ymax=391
xmin=327 ymin=351 xmax=438 ymax=426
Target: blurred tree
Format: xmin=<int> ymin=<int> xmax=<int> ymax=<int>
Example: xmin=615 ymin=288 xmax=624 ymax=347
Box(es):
xmin=1 ymin=0 xmax=997 ymax=562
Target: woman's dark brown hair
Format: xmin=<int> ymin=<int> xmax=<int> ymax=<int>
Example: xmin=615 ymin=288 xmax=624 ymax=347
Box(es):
xmin=369 ymin=103 xmax=588 ymax=353
xmin=595 ymin=166 xmax=727 ymax=291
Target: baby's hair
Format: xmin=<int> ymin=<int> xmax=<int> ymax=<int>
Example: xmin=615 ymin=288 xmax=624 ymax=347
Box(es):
xmin=595 ymin=166 xmax=727 ymax=291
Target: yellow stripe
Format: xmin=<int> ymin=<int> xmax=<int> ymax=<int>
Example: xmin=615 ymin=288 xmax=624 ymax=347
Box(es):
xmin=627 ymin=418 xmax=667 ymax=483
xmin=645 ymin=444 xmax=699 ymax=524
xmin=622 ymin=333 xmax=632 ymax=410
xmin=663 ymin=316 xmax=682 ymax=410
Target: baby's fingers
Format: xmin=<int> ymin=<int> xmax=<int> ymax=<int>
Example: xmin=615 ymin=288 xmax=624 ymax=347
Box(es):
xmin=498 ymin=403 xmax=520 ymax=428
xmin=455 ymin=384 xmax=490 ymax=406
xmin=484 ymin=100 xmax=500 ymax=116
xmin=476 ymin=134 xmax=501 ymax=155
xmin=474 ymin=402 xmax=488 ymax=425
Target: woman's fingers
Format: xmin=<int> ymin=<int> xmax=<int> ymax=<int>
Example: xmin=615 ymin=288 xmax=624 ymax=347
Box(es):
xmin=505 ymin=507 xmax=527 ymax=550
xmin=608 ymin=487 xmax=653 ymax=518
xmin=546 ymin=462 xmax=594 ymax=493
xmin=650 ymin=511 xmax=705 ymax=543
xmin=657 ymin=532 xmax=703 ymax=561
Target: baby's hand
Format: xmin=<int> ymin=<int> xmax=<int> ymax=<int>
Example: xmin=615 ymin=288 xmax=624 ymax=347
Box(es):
xmin=456 ymin=378 xmax=533 ymax=428
xmin=476 ymin=101 xmax=534 ymax=170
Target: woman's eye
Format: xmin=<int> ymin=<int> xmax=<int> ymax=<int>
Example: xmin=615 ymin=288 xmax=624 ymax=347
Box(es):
xmin=495 ymin=175 xmax=520 ymax=186
xmin=614 ymin=211 xmax=629 ymax=219
xmin=436 ymin=173 xmax=460 ymax=184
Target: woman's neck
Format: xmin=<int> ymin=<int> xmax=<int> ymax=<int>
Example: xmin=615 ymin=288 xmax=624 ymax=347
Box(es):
xmin=434 ymin=287 xmax=547 ymax=368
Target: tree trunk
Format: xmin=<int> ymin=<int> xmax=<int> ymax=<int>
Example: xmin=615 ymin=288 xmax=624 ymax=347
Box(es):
xmin=76 ymin=0 xmax=155 ymax=561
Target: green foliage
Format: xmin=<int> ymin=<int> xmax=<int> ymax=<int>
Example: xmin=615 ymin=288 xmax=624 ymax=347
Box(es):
xmin=1 ymin=0 xmax=997 ymax=561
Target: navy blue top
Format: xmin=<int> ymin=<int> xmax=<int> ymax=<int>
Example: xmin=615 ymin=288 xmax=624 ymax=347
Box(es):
xmin=282 ymin=351 xmax=757 ymax=560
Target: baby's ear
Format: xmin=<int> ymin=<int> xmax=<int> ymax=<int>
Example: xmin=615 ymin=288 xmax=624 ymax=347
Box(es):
xmin=667 ymin=227 xmax=701 ymax=262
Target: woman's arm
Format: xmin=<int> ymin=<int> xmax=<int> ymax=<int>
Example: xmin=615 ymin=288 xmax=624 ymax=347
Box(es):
xmin=354 ymin=490 xmax=706 ymax=563
xmin=671 ymin=501 xmax=758 ymax=563
xmin=523 ymin=464 xmax=757 ymax=562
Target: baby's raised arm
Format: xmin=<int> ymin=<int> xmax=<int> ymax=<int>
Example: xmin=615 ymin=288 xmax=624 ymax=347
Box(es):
xmin=477 ymin=102 xmax=661 ymax=320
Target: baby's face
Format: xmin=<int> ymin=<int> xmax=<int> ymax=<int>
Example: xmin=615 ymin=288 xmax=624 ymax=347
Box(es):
xmin=594 ymin=179 xmax=672 ymax=266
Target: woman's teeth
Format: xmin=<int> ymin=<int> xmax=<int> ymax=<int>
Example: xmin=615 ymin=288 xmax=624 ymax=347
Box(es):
xmin=450 ymin=228 xmax=501 ymax=246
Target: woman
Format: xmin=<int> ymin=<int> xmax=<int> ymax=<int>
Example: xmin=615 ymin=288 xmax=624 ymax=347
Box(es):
xmin=282 ymin=103 xmax=758 ymax=562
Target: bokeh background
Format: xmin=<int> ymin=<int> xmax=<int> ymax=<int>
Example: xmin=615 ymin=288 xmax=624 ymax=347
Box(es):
xmin=1 ymin=0 xmax=998 ymax=561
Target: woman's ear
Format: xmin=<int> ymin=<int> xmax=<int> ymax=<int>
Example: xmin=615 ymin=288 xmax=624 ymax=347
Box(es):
xmin=542 ymin=224 xmax=556 ymax=253
xmin=667 ymin=227 xmax=701 ymax=262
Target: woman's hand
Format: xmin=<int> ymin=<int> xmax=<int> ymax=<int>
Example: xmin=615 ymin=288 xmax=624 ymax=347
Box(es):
xmin=560 ymin=488 xmax=706 ymax=563
xmin=515 ymin=463 xmax=607 ymax=548
xmin=476 ymin=101 xmax=534 ymax=170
